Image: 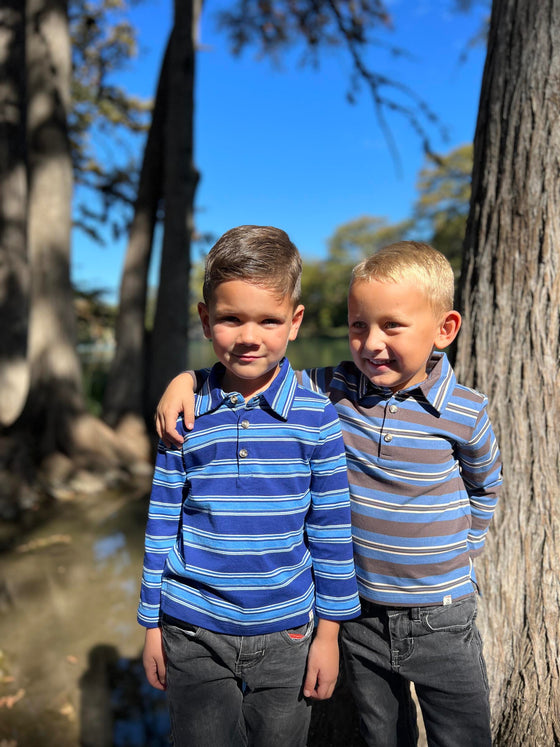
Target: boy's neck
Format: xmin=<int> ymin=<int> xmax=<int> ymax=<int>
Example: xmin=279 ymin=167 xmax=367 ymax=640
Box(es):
xmin=220 ymin=362 xmax=281 ymax=399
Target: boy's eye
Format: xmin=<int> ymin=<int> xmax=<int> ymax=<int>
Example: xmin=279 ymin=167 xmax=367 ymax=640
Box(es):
xmin=350 ymin=320 xmax=367 ymax=330
xmin=385 ymin=321 xmax=401 ymax=329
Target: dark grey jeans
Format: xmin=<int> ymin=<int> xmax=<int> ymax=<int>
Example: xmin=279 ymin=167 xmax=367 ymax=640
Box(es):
xmin=340 ymin=595 xmax=491 ymax=747
xmin=161 ymin=617 xmax=313 ymax=747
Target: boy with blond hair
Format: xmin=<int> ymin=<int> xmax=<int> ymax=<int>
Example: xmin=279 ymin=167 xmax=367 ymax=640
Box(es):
xmin=139 ymin=225 xmax=360 ymax=747
xmin=157 ymin=240 xmax=502 ymax=747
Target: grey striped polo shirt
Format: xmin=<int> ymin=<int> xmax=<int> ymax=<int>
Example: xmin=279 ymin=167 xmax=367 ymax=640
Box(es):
xmin=299 ymin=352 xmax=502 ymax=607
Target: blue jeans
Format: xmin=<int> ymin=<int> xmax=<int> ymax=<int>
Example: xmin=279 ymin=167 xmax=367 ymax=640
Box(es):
xmin=161 ymin=617 xmax=313 ymax=747
xmin=340 ymin=595 xmax=491 ymax=747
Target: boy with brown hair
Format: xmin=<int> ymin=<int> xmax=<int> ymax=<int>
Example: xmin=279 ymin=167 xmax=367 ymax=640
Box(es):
xmin=157 ymin=240 xmax=502 ymax=746
xmin=138 ymin=225 xmax=360 ymax=747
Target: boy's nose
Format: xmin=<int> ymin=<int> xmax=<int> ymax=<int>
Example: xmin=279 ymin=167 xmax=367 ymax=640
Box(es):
xmin=363 ymin=327 xmax=384 ymax=352
xmin=238 ymin=323 xmax=259 ymax=345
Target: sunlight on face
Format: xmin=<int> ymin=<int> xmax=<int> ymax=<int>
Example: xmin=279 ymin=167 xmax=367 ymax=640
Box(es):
xmin=198 ymin=280 xmax=304 ymax=398
xmin=348 ymin=278 xmax=452 ymax=392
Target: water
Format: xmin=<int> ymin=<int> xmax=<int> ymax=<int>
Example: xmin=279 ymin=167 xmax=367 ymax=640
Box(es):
xmin=0 ymin=481 xmax=170 ymax=746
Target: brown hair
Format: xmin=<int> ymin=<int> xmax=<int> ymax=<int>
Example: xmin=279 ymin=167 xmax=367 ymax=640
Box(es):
xmin=351 ymin=240 xmax=455 ymax=315
xmin=202 ymin=225 xmax=302 ymax=306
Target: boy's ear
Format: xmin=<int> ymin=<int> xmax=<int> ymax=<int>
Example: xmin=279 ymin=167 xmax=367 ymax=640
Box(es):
xmin=288 ymin=304 xmax=305 ymax=341
xmin=198 ymin=302 xmax=212 ymax=339
xmin=434 ymin=310 xmax=461 ymax=350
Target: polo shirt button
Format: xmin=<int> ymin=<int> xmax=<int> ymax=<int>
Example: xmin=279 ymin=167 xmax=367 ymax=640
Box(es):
xmin=389 ymin=405 xmax=398 ymax=413
xmin=241 ymin=420 xmax=250 ymax=429
xmin=384 ymin=434 xmax=393 ymax=443
xmin=239 ymin=448 xmax=249 ymax=458
xmin=230 ymin=395 xmax=238 ymax=404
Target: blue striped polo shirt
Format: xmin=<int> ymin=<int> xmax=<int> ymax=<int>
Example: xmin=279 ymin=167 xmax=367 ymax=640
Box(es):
xmin=138 ymin=357 xmax=360 ymax=634
xmin=299 ymin=352 xmax=503 ymax=607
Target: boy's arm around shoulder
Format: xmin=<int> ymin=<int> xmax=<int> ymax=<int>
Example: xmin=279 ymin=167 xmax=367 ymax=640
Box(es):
xmin=155 ymin=365 xmax=336 ymax=446
xmin=456 ymin=395 xmax=503 ymax=557
xmin=155 ymin=370 xmax=199 ymax=447
xmin=296 ymin=366 xmax=335 ymax=397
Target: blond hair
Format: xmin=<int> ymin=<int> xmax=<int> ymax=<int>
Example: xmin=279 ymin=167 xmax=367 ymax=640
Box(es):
xmin=351 ymin=241 xmax=455 ymax=315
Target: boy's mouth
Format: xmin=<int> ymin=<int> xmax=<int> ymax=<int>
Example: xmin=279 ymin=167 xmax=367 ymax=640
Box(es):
xmin=366 ymin=358 xmax=394 ymax=368
xmin=232 ymin=352 xmax=261 ymax=362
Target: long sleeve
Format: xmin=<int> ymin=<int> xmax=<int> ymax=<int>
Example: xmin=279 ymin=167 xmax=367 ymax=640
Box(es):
xmin=306 ymin=401 xmax=360 ymax=620
xmin=137 ymin=424 xmax=187 ymax=628
xmin=456 ymin=400 xmax=502 ymax=557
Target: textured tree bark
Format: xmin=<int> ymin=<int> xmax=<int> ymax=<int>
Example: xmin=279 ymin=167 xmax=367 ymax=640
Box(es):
xmin=25 ymin=0 xmax=85 ymax=455
xmin=0 ymin=1 xmax=29 ymax=426
xmin=456 ymin=0 xmax=560 ymax=743
xmin=0 ymin=2 xmax=148 ymax=508
xmin=148 ymin=0 xmax=200 ymax=416
xmin=102 ymin=40 xmax=169 ymax=434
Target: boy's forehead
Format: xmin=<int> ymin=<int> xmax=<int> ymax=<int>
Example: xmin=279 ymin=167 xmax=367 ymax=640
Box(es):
xmin=349 ymin=277 xmax=434 ymax=312
xmin=209 ymin=279 xmax=294 ymax=308
xmin=349 ymin=276 xmax=421 ymax=295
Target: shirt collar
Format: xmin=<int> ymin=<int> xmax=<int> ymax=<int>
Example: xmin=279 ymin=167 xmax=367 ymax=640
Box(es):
xmin=357 ymin=351 xmax=456 ymax=414
xmin=416 ymin=352 xmax=456 ymax=413
xmin=194 ymin=357 xmax=297 ymax=420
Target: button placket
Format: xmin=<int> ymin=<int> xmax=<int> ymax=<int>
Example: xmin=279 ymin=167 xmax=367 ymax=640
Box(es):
xmin=380 ymin=398 xmax=398 ymax=457
xmin=237 ymin=408 xmax=251 ymax=469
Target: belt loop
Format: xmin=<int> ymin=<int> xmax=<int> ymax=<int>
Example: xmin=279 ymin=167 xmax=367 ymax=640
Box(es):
xmin=411 ymin=607 xmax=421 ymax=621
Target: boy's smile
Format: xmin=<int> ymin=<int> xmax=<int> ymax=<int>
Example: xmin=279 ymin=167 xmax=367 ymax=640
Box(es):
xmin=198 ymin=280 xmax=304 ymax=398
xmin=347 ymin=278 xmax=460 ymax=393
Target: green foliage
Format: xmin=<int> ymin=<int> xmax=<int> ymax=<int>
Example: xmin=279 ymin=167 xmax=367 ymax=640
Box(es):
xmin=300 ymin=261 xmax=349 ymax=336
xmin=301 ymin=216 xmax=411 ymax=335
xmin=69 ymin=0 xmax=152 ymax=244
xmin=74 ymin=286 xmax=118 ymax=345
xmin=325 ymin=142 xmax=473 ymax=270
xmin=74 ymin=285 xmax=117 ymax=414
xmin=301 ymin=142 xmax=474 ymax=334
xmin=327 ymin=215 xmax=413 ymax=263
xmin=412 ymin=143 xmax=473 ymax=273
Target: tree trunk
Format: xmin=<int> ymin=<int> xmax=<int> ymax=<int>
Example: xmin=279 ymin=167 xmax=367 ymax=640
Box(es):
xmin=148 ymin=0 xmax=200 ymax=415
xmin=25 ymin=0 xmax=85 ymax=457
xmin=0 ymin=0 xmax=29 ymax=427
xmin=102 ymin=39 xmax=170 ymax=439
xmin=456 ymin=0 xmax=560 ymax=743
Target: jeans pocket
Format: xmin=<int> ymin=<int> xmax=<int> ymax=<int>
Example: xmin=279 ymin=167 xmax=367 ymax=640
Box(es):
xmin=280 ymin=618 xmax=314 ymax=645
xmin=423 ymin=595 xmax=477 ymax=633
xmin=162 ymin=617 xmax=205 ymax=641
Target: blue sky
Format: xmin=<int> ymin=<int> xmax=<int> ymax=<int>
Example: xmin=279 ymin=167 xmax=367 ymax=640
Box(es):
xmin=72 ymin=0 xmax=488 ymax=300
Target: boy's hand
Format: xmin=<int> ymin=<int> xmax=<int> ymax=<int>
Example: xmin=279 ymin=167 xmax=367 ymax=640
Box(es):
xmin=155 ymin=372 xmax=197 ymax=447
xmin=142 ymin=627 xmax=167 ymax=690
xmin=303 ymin=619 xmax=340 ymax=700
